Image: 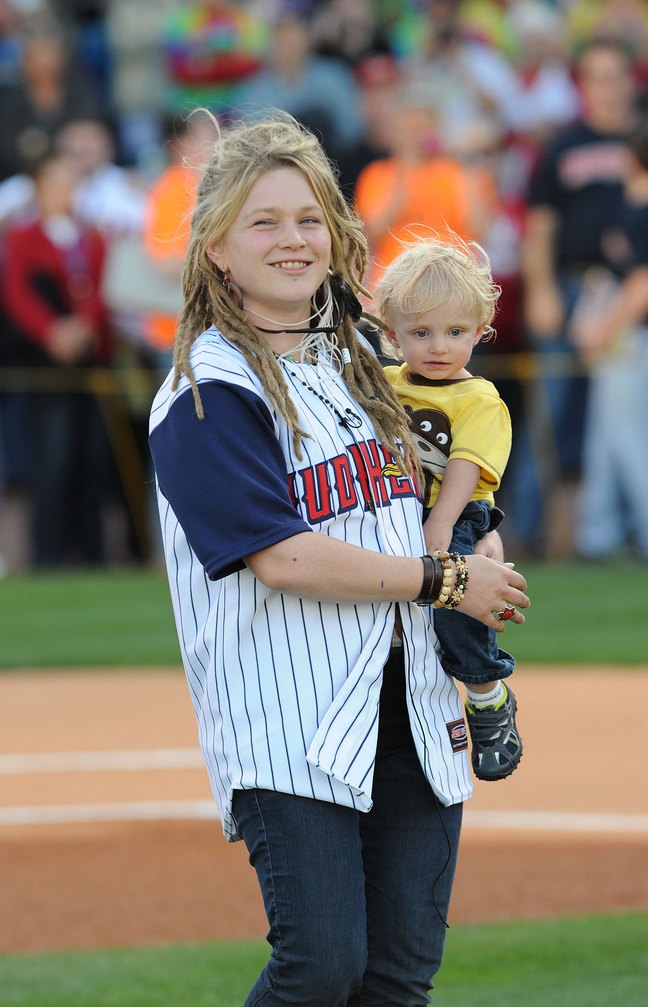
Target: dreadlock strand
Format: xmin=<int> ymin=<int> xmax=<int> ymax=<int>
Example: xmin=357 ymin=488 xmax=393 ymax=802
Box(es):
xmin=209 ymin=290 xmax=310 ymax=459
xmin=337 ymin=318 xmax=420 ymax=482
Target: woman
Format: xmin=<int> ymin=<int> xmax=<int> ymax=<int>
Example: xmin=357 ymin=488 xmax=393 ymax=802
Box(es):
xmin=149 ymin=115 xmax=528 ymax=1006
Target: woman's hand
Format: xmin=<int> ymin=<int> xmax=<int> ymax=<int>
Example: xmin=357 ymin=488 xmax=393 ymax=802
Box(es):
xmin=455 ymin=553 xmax=529 ymax=632
xmin=473 ymin=530 xmax=504 ymax=561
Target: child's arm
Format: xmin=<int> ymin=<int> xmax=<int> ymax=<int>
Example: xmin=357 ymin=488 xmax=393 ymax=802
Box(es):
xmin=423 ymin=458 xmax=481 ymax=553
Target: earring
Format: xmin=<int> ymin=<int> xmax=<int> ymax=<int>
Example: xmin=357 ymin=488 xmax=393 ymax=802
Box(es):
xmin=219 ymin=270 xmax=244 ymax=310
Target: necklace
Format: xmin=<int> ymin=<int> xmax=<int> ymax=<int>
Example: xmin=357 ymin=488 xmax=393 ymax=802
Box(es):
xmin=282 ymin=361 xmax=363 ymax=431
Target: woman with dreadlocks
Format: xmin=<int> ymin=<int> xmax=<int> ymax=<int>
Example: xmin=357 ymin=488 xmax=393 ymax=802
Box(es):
xmin=149 ymin=114 xmax=528 ymax=1007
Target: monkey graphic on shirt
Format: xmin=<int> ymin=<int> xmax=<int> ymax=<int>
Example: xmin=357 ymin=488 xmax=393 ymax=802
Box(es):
xmin=403 ymin=404 xmax=451 ymax=504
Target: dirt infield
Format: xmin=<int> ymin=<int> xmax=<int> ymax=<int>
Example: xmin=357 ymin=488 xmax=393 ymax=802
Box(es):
xmin=1 ymin=666 xmax=647 ymax=953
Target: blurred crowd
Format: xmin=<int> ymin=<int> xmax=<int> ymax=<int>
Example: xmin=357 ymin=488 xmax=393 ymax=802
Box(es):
xmin=1 ymin=0 xmax=648 ymax=571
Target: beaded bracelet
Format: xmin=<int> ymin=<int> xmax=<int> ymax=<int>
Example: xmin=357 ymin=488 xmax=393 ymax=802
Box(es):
xmin=414 ymin=554 xmax=445 ymax=606
xmin=445 ymin=553 xmax=469 ymax=609
xmin=431 ymin=550 xmax=456 ymax=609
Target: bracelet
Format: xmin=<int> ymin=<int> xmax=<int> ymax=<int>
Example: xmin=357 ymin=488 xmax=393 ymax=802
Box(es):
xmin=415 ymin=554 xmax=445 ymax=606
xmin=445 ymin=553 xmax=469 ymax=609
xmin=431 ymin=550 xmax=455 ymax=608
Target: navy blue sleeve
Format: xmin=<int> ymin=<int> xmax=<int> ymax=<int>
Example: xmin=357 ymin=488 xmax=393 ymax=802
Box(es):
xmin=149 ymin=381 xmax=312 ymax=579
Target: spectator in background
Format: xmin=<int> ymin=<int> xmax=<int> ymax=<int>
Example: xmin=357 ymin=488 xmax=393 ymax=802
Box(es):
xmin=566 ymin=0 xmax=648 ymax=83
xmin=54 ymin=117 xmax=147 ymax=237
xmin=311 ymin=0 xmax=390 ymax=68
xmin=570 ymin=120 xmax=648 ymax=561
xmin=1 ymin=152 xmax=112 ymax=567
xmin=142 ymin=111 xmax=216 ymax=368
xmin=0 ymin=0 xmax=23 ymax=85
xmin=234 ymin=7 xmax=363 ymax=170
xmin=338 ymin=53 xmax=401 ymax=194
xmin=104 ymin=0 xmax=178 ymax=170
xmin=505 ymin=1 xmax=581 ymax=153
xmin=0 ymin=26 xmax=99 ymax=181
xmin=396 ymin=0 xmax=522 ymax=157
xmin=50 ymin=0 xmax=113 ymax=111
xmin=354 ymin=82 xmax=498 ymax=286
xmin=161 ymin=0 xmax=266 ymax=113
xmin=513 ymin=37 xmax=637 ymax=556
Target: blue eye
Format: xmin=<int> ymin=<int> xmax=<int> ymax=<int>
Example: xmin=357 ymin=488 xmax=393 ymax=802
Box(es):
xmin=414 ymin=329 xmax=428 ymax=339
xmin=449 ymin=328 xmax=464 ymax=337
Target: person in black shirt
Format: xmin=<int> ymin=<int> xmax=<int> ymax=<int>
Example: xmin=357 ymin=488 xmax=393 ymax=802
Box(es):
xmin=570 ymin=121 xmax=648 ymax=560
xmin=511 ymin=38 xmax=638 ymax=557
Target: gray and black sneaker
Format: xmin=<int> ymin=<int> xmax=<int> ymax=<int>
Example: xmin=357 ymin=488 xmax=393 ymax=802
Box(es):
xmin=465 ymin=683 xmax=523 ymax=781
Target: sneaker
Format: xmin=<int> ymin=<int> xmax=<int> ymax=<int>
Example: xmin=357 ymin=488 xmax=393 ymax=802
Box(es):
xmin=465 ymin=684 xmax=523 ymax=781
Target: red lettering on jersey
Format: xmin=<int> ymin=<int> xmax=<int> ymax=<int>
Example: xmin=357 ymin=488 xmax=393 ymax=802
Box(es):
xmin=347 ymin=442 xmax=377 ymax=511
xmin=356 ymin=440 xmax=391 ymax=507
xmin=287 ymin=472 xmax=298 ymax=508
xmin=299 ymin=460 xmax=335 ymax=523
xmin=330 ymin=453 xmax=359 ymax=513
xmin=380 ymin=445 xmax=418 ymax=500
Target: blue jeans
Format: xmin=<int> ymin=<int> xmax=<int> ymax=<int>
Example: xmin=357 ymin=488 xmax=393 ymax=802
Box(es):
xmin=433 ymin=501 xmax=514 ymax=685
xmin=576 ymin=327 xmax=648 ymax=558
xmin=232 ymin=749 xmax=463 ymax=1006
xmin=505 ymin=275 xmax=588 ymax=549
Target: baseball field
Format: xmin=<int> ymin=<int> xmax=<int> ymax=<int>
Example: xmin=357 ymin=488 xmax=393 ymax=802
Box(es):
xmin=1 ymin=564 xmax=647 ymax=1005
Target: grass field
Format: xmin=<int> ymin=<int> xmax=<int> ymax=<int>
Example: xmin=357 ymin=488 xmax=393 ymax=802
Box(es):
xmin=1 ymin=913 xmax=645 ymax=1007
xmin=2 ymin=566 xmax=646 ymax=1004
xmin=1 ymin=561 xmax=648 ymax=668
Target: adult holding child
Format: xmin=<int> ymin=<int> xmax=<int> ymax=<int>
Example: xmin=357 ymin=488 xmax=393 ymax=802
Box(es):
xmin=148 ymin=114 xmax=529 ymax=1006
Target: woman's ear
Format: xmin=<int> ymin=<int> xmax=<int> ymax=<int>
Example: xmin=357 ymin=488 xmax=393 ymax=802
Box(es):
xmin=207 ymin=244 xmax=226 ymax=271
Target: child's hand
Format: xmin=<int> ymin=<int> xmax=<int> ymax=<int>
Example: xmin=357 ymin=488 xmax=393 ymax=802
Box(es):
xmin=423 ymin=517 xmax=452 ymax=555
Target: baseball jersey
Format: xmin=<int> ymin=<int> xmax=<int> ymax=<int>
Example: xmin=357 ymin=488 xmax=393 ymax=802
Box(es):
xmin=384 ymin=366 xmax=512 ymax=509
xmin=149 ymin=327 xmax=472 ymax=841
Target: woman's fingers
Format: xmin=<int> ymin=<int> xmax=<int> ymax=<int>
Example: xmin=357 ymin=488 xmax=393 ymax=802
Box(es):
xmin=457 ymin=554 xmax=530 ymax=629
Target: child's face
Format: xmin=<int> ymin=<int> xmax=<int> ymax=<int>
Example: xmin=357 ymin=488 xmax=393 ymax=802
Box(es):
xmin=386 ymin=296 xmax=484 ymax=380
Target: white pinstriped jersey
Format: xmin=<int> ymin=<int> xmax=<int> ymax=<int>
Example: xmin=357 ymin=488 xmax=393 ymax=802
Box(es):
xmin=149 ymin=327 xmax=472 ymax=841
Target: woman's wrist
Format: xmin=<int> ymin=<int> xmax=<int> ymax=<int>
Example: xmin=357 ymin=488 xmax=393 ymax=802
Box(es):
xmin=413 ymin=551 xmax=471 ymax=609
xmin=414 ymin=553 xmax=454 ymax=606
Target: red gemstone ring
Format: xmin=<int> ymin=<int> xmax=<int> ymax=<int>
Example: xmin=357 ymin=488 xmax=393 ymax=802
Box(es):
xmin=496 ymin=605 xmax=517 ymax=622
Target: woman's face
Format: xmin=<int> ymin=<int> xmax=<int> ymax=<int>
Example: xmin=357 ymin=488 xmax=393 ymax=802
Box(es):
xmin=208 ymin=166 xmax=332 ymax=326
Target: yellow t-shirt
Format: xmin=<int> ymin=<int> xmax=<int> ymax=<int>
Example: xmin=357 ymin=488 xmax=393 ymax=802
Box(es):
xmin=384 ymin=365 xmax=511 ymax=508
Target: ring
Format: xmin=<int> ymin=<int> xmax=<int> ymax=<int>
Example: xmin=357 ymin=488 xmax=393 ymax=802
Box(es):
xmin=496 ymin=605 xmax=517 ymax=622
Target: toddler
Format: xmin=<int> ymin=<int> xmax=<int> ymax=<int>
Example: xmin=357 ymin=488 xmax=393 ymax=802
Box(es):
xmin=374 ymin=236 xmax=523 ymax=780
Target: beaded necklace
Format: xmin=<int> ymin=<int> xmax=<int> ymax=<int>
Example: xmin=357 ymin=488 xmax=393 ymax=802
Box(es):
xmin=279 ymin=358 xmax=363 ymax=431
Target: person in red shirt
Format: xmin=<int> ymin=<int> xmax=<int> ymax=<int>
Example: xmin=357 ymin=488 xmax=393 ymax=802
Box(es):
xmin=2 ymin=151 xmax=112 ymax=566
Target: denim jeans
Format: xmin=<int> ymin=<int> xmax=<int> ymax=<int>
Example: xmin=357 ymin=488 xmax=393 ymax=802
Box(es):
xmin=433 ymin=501 xmax=514 ymax=685
xmin=576 ymin=327 xmax=648 ymax=558
xmin=232 ymin=749 xmax=463 ymax=1006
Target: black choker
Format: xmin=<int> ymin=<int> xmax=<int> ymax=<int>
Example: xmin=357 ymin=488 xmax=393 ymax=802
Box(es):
xmin=255 ymin=303 xmax=344 ymax=337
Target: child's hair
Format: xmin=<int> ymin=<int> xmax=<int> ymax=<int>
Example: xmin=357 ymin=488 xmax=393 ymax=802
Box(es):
xmin=173 ymin=111 xmax=418 ymax=467
xmin=373 ymin=235 xmax=501 ymax=352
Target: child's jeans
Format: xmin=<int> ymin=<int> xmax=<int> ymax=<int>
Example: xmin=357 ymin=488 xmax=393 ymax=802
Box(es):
xmin=433 ymin=500 xmax=515 ymax=686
